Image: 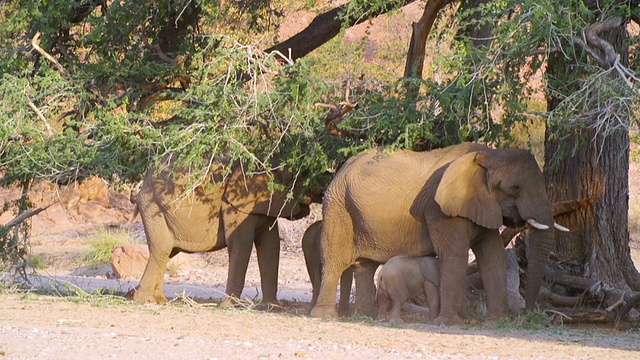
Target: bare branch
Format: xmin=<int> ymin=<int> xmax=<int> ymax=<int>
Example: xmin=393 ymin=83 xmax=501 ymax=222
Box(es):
xmin=31 ymin=32 xmax=68 ymax=76
xmin=2 ymin=203 xmax=54 ymax=229
xmin=529 ymin=47 xmax=561 ymax=57
xmin=573 ymin=17 xmax=624 ymax=69
xmin=404 ymin=0 xmax=454 ymax=78
xmin=27 ymin=101 xmax=53 ymax=137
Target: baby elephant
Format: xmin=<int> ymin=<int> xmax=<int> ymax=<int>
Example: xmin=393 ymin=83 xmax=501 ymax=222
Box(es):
xmin=377 ymin=255 xmax=440 ymax=324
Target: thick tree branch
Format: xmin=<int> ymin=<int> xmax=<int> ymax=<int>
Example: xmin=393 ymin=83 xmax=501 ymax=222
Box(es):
xmin=574 ymin=17 xmax=624 ymax=69
xmin=1 ymin=204 xmax=54 ymax=231
xmin=67 ymin=0 xmax=107 ymax=23
xmin=158 ymin=2 xmax=201 ymax=53
xmin=404 ymin=0 xmax=454 ymax=78
xmin=267 ymin=0 xmax=418 ymax=61
xmin=27 ymin=101 xmax=53 ymax=137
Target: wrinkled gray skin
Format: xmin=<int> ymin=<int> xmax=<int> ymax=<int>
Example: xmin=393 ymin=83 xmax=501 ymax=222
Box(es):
xmin=311 ymin=143 xmax=557 ymax=325
xmin=133 ymin=158 xmax=309 ymax=306
xmin=377 ymin=255 xmax=440 ymax=324
xmin=302 ymin=221 xmax=354 ymax=316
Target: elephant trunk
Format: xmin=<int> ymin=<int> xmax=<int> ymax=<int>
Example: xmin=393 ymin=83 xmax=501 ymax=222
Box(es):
xmin=524 ymin=226 xmax=554 ymax=310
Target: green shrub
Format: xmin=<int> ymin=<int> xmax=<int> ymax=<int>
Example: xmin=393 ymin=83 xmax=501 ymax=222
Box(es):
xmin=79 ymin=228 xmax=140 ymax=266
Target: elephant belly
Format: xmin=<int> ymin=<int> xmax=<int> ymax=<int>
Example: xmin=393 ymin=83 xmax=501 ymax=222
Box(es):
xmin=354 ymin=219 xmax=432 ymax=263
xmin=167 ymin=207 xmax=224 ymax=253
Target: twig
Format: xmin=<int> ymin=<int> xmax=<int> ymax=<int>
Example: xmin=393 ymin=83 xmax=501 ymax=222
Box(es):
xmin=27 ymin=101 xmax=53 ymax=136
xmin=605 ymin=291 xmax=626 ymax=312
xmin=31 ymin=32 xmax=68 ymax=76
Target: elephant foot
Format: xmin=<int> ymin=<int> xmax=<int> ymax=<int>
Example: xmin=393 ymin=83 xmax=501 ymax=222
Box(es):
xmin=309 ymin=304 xmax=338 ymax=318
xmin=387 ymin=317 xmax=404 ymax=325
xmin=355 ymin=303 xmax=378 ymax=318
xmin=133 ymin=289 xmax=168 ymax=304
xmin=338 ymin=304 xmax=354 ymax=317
xmin=432 ymin=314 xmax=464 ymax=326
xmin=486 ymin=313 xmax=509 ymax=324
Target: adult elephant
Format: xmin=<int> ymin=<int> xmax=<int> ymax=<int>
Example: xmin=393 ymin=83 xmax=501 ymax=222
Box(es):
xmin=133 ymin=156 xmax=309 ymax=306
xmin=310 ymin=142 xmax=566 ymax=325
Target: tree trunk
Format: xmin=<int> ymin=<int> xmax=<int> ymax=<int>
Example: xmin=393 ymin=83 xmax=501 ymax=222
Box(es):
xmin=543 ymin=22 xmax=640 ymax=292
xmin=544 ymin=127 xmax=640 ymax=290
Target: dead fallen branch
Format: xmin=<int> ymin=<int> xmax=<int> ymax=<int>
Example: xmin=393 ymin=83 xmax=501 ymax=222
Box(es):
xmin=1 ymin=203 xmax=54 ymax=230
xmin=31 ymin=32 xmax=68 ymax=76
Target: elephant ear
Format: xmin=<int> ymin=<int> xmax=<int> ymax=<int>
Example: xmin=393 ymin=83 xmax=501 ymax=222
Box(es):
xmin=434 ymin=152 xmax=502 ymax=229
xmin=225 ymin=166 xmax=303 ymax=218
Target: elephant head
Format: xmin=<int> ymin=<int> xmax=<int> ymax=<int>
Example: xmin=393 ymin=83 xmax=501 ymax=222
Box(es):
xmin=435 ymin=148 xmax=559 ymax=310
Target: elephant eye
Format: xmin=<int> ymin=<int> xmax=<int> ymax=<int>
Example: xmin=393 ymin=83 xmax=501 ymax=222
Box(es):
xmin=510 ymin=185 xmax=521 ymax=193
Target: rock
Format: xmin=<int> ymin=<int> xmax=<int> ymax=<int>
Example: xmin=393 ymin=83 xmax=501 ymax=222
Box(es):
xmin=110 ymin=244 xmax=193 ymax=279
xmin=111 ymin=244 xmax=149 ymax=279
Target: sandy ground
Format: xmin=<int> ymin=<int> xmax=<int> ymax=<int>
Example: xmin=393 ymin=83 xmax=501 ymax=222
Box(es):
xmin=2 ymin=292 xmax=640 ymax=360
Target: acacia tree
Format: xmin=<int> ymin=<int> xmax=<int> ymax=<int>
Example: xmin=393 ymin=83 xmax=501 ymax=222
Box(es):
xmin=0 ymin=1 xmax=345 ymax=269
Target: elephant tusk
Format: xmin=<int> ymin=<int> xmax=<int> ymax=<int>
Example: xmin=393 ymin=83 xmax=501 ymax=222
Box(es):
xmin=527 ymin=218 xmax=549 ymax=230
xmin=554 ymin=222 xmax=570 ymax=232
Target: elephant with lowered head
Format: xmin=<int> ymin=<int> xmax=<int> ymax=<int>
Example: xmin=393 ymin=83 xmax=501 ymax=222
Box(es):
xmin=133 ymin=156 xmax=309 ymax=306
xmin=310 ymin=142 xmax=567 ymax=325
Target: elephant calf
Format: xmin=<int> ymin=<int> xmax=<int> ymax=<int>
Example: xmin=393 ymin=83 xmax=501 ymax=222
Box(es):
xmin=377 ymin=255 xmax=440 ymax=324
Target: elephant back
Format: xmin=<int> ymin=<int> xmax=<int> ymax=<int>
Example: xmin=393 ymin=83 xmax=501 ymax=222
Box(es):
xmin=224 ymin=162 xmax=309 ymax=219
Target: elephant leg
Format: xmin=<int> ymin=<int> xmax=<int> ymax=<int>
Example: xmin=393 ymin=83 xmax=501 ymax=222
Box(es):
xmin=433 ymin=252 xmax=467 ymax=325
xmin=423 ymin=281 xmax=440 ymax=321
xmin=135 ymin=246 xmax=171 ymax=304
xmin=338 ymin=266 xmax=354 ymax=316
xmin=254 ymin=217 xmax=280 ymax=306
xmin=310 ymin=214 xmax=354 ymax=318
xmin=222 ymin=210 xmax=256 ymax=306
xmin=134 ymin=206 xmax=172 ymax=304
xmin=354 ymin=259 xmax=379 ymax=318
xmin=472 ymin=233 xmax=508 ymax=322
xmin=428 ymin=218 xmax=470 ymax=325
xmin=388 ymin=297 xmax=404 ymax=324
xmin=302 ymin=238 xmax=322 ymax=308
xmin=310 ymin=269 xmax=321 ymax=308
xmin=376 ymin=289 xmax=390 ymax=322
xmin=311 ymin=268 xmax=342 ymax=318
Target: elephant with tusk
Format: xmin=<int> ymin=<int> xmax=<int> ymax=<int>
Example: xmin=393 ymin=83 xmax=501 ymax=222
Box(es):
xmin=310 ymin=142 xmax=567 ymax=325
